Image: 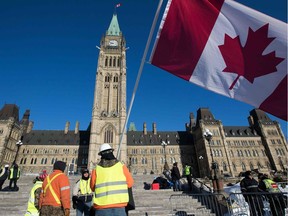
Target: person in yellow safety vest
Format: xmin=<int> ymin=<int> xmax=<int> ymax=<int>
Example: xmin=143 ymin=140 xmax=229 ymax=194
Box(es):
xmin=258 ymin=173 xmax=287 ymax=216
xmin=72 ymin=168 xmax=93 ymax=216
xmin=8 ymin=163 xmax=20 ymax=191
xmin=184 ymin=163 xmax=192 ymax=191
xmin=25 ymin=174 xmax=47 ymax=216
xmin=90 ymin=143 xmax=134 ymax=216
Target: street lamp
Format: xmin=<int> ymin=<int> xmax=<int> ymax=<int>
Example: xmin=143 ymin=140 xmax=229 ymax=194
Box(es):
xmin=203 ymin=129 xmax=222 ymax=192
xmin=161 ymin=141 xmax=169 ymax=171
xmin=199 ymin=156 xmax=204 ymax=177
xmin=13 ymin=140 xmax=23 ymax=164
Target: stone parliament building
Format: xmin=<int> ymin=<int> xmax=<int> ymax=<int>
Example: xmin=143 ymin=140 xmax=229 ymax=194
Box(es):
xmin=0 ymin=13 xmax=287 ymax=178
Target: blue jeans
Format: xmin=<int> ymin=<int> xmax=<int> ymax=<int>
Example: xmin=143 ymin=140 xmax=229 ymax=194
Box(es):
xmin=173 ymin=180 xmax=181 ymax=191
xmin=94 ymin=207 xmax=126 ymax=216
xmin=76 ymin=201 xmax=92 ymax=216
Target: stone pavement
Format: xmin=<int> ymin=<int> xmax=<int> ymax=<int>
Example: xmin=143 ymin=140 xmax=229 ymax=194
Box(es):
xmin=0 ymin=174 xmax=219 ymax=216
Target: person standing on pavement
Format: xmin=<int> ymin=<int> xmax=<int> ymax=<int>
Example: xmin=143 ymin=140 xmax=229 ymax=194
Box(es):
xmin=90 ymin=143 xmax=134 ymax=216
xmin=258 ymin=173 xmax=287 ymax=216
xmin=39 ymin=161 xmax=70 ymax=216
xmin=25 ymin=174 xmax=47 ymax=216
xmin=171 ymin=162 xmax=181 ymax=191
xmin=240 ymin=170 xmax=263 ymax=216
xmin=184 ymin=163 xmax=192 ymax=191
xmin=8 ymin=163 xmax=20 ymax=191
xmin=0 ymin=164 xmax=9 ymax=190
xmin=72 ymin=169 xmax=93 ymax=216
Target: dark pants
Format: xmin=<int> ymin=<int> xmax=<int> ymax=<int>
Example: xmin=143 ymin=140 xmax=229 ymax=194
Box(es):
xmin=186 ymin=175 xmax=192 ymax=191
xmin=9 ymin=179 xmax=18 ymax=189
xmin=76 ymin=201 xmax=92 ymax=216
xmin=0 ymin=179 xmax=6 ymax=190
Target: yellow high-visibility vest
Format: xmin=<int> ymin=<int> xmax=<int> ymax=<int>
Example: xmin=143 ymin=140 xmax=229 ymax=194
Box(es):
xmin=79 ymin=178 xmax=92 ymax=195
xmin=24 ymin=181 xmax=43 ymax=216
xmin=263 ymin=179 xmax=280 ymax=193
xmin=93 ymin=162 xmax=128 ymax=206
xmin=184 ymin=166 xmax=191 ymax=175
xmin=9 ymin=167 xmax=20 ymax=179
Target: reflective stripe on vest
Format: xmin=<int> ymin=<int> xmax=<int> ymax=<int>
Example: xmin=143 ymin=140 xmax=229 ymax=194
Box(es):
xmin=25 ymin=181 xmax=43 ymax=216
xmin=93 ymin=162 xmax=128 ymax=206
xmin=184 ymin=166 xmax=191 ymax=175
xmin=79 ymin=178 xmax=92 ymax=195
xmin=9 ymin=168 xmax=20 ymax=179
xmin=263 ymin=179 xmax=280 ymax=193
xmin=43 ymin=173 xmax=63 ymax=204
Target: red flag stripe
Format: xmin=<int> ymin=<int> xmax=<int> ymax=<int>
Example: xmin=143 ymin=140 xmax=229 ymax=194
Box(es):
xmin=151 ymin=0 xmax=224 ymax=81
xmin=259 ymin=75 xmax=288 ymax=121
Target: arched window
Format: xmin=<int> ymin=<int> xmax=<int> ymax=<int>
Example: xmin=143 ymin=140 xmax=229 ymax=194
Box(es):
xmin=232 ymin=162 xmax=237 ymax=171
xmin=257 ymin=162 xmax=262 ymax=169
xmin=222 ymin=162 xmax=227 ymax=171
xmin=31 ymin=158 xmax=34 ymax=164
xmin=249 ymin=162 xmax=254 ymax=170
xmin=105 ymin=57 xmax=108 ymax=67
xmin=241 ymin=163 xmax=246 ymax=171
xmin=34 ymin=158 xmax=37 ymax=164
xmin=24 ymin=158 xmax=27 ymax=164
xmin=51 ymin=158 xmax=55 ymax=165
xmin=113 ymin=57 xmax=116 ymax=67
xmin=117 ymin=58 xmax=120 ymax=67
xmin=20 ymin=158 xmax=23 ymax=164
xmin=109 ymin=57 xmax=112 ymax=66
xmin=104 ymin=126 xmax=113 ymax=143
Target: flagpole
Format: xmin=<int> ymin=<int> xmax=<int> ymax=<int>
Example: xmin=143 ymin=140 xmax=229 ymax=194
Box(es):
xmin=116 ymin=0 xmax=164 ymax=159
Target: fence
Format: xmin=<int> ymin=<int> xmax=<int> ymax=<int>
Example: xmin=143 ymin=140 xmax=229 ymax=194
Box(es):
xmin=169 ymin=193 xmax=226 ymax=216
xmin=227 ymin=191 xmax=288 ymax=216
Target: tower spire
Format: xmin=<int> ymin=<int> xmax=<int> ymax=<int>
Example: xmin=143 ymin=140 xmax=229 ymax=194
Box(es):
xmin=107 ymin=13 xmax=121 ymax=36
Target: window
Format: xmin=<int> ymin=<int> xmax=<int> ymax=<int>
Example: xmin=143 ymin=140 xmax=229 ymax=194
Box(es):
xmin=222 ymin=162 xmax=227 ymax=171
xmin=232 ymin=163 xmax=237 ymax=171
xmin=241 ymin=163 xmax=246 ymax=171
xmin=104 ymin=126 xmax=113 ymax=143
xmin=34 ymin=158 xmax=37 ymax=164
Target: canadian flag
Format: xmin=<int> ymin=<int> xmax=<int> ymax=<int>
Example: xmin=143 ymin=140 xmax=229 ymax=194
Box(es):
xmin=150 ymin=0 xmax=287 ymax=121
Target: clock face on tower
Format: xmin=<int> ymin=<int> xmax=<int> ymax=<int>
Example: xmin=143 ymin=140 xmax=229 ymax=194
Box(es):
xmin=109 ymin=40 xmax=118 ymax=47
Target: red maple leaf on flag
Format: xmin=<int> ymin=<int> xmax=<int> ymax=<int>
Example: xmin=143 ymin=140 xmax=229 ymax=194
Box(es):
xmin=219 ymin=24 xmax=284 ymax=90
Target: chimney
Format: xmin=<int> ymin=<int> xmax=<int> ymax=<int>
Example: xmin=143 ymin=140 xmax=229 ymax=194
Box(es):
xmin=143 ymin=122 xmax=147 ymax=135
xmin=27 ymin=121 xmax=34 ymax=133
xmin=152 ymin=122 xmax=157 ymax=135
xmin=75 ymin=121 xmax=79 ymax=134
xmin=64 ymin=121 xmax=70 ymax=134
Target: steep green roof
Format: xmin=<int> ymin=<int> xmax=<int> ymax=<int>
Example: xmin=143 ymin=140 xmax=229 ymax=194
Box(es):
xmin=107 ymin=14 xmax=121 ymax=36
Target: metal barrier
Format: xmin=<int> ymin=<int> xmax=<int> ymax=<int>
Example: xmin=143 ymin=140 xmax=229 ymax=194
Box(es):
xmin=169 ymin=193 xmax=226 ymax=216
xmin=227 ymin=192 xmax=288 ymax=216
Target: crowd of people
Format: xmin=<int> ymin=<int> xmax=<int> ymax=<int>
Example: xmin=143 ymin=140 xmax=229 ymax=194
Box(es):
xmin=1 ymin=143 xmax=134 ymax=216
xmin=240 ymin=170 xmax=287 ymax=216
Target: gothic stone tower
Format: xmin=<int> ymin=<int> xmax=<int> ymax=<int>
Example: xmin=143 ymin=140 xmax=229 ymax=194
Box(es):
xmin=88 ymin=13 xmax=127 ymax=168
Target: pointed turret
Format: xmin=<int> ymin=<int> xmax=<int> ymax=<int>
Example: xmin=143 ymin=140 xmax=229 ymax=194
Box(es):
xmin=107 ymin=14 xmax=121 ymax=36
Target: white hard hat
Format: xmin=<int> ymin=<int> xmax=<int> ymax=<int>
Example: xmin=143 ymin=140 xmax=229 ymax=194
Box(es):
xmin=4 ymin=164 xmax=9 ymax=168
xmin=98 ymin=143 xmax=113 ymax=155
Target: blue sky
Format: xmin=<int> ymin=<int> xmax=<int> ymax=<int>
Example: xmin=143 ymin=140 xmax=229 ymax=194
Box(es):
xmin=0 ymin=0 xmax=287 ymax=139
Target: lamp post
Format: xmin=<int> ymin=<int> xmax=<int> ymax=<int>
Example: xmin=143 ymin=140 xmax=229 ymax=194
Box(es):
xmin=199 ymin=155 xmax=204 ymax=177
xmin=13 ymin=140 xmax=23 ymax=164
xmin=161 ymin=141 xmax=169 ymax=171
xmin=203 ymin=129 xmax=222 ymax=193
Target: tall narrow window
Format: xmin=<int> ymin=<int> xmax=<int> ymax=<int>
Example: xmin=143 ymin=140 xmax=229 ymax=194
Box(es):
xmin=104 ymin=126 xmax=113 ymax=143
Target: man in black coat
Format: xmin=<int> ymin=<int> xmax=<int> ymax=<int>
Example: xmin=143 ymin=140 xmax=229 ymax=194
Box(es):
xmin=0 ymin=165 xmax=9 ymax=190
xmin=240 ymin=171 xmax=263 ymax=215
